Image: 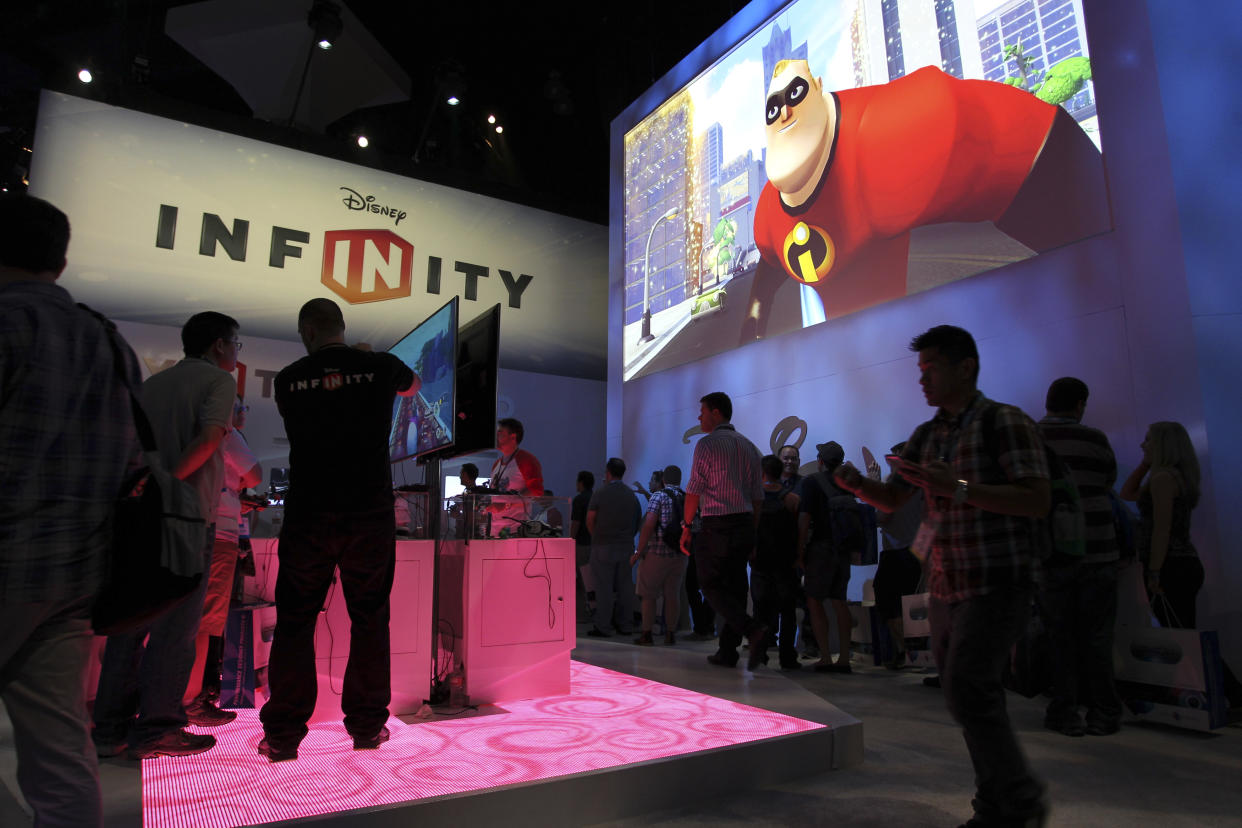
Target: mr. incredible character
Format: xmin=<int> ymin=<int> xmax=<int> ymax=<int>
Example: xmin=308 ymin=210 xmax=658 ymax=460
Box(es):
xmin=742 ymin=61 xmax=1110 ymax=342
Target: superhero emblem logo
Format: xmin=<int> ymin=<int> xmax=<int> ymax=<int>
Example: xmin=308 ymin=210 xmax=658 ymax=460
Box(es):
xmin=780 ymin=221 xmax=835 ymax=284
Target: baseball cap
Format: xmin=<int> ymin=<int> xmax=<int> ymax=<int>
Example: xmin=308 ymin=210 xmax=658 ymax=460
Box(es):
xmin=815 ymin=441 xmax=844 ymax=466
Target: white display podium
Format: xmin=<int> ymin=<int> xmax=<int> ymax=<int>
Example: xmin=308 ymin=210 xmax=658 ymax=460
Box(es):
xmin=247 ymin=538 xmax=435 ymax=719
xmin=436 ymin=537 xmax=576 ymax=705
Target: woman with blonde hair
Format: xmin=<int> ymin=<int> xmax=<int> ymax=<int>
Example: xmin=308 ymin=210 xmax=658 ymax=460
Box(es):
xmin=1119 ymin=421 xmax=1202 ymax=627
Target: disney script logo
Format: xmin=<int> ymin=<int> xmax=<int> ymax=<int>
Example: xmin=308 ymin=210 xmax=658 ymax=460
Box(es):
xmin=339 ymin=187 xmax=408 ymax=227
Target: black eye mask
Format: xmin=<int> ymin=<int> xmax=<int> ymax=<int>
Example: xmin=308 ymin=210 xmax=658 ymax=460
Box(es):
xmin=765 ymin=76 xmax=811 ymax=125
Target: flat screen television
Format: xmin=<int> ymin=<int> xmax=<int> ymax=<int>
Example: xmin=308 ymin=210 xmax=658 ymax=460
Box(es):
xmin=453 ymin=303 xmax=502 ymax=457
xmin=387 ymin=297 xmax=458 ymax=462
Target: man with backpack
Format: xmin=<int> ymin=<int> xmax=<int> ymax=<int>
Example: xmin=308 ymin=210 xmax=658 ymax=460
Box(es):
xmin=1038 ymin=377 xmax=1122 ymax=737
xmin=631 ymin=465 xmax=687 ymax=645
xmin=835 ymin=325 xmax=1050 ymax=828
xmin=797 ymin=441 xmax=860 ymax=673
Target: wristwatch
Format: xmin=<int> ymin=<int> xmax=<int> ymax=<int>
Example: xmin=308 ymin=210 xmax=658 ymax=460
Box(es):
xmin=952 ymin=479 xmax=969 ymax=505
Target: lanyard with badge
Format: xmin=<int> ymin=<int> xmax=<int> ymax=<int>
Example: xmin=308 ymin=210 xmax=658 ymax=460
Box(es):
xmin=911 ymin=401 xmax=980 ymax=562
xmin=493 ymin=453 xmax=516 ymax=492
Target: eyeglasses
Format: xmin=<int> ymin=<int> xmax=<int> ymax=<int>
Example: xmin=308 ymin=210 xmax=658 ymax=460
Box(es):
xmin=225 ymin=338 xmax=244 ymax=351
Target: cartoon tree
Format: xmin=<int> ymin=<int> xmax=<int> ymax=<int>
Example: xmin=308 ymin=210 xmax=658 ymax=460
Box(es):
xmin=1003 ymin=43 xmax=1035 ymax=91
xmin=711 ymin=217 xmax=737 ymax=280
xmin=1034 ymin=57 xmax=1092 ymax=106
xmin=1003 ymin=43 xmax=1093 ymax=108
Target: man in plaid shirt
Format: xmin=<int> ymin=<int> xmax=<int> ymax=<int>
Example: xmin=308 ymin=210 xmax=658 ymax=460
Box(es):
xmin=0 ymin=194 xmax=139 ymax=826
xmin=836 ymin=325 xmax=1050 ymax=828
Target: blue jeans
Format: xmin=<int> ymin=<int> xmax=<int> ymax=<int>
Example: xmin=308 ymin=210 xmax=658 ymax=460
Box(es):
xmin=1 ymin=594 xmax=101 ymax=827
xmin=930 ymin=585 xmax=1045 ymax=825
xmin=94 ymin=525 xmax=215 ymax=746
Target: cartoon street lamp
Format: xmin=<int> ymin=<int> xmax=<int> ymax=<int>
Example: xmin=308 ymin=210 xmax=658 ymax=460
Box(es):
xmin=639 ymin=205 xmax=680 ymax=344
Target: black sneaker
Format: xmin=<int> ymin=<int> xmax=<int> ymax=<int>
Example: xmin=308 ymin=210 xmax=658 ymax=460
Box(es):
xmin=586 ymin=627 xmax=612 ymax=637
xmin=706 ymin=651 xmax=738 ymax=668
xmin=353 ymin=725 xmax=390 ymax=750
xmin=257 ymin=737 xmax=299 ymax=763
xmin=127 ymin=729 xmax=215 ymax=760
xmin=186 ymin=698 xmax=237 ymax=727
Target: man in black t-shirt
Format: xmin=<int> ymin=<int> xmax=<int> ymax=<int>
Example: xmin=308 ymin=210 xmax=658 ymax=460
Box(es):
xmin=258 ymin=298 xmax=418 ymax=762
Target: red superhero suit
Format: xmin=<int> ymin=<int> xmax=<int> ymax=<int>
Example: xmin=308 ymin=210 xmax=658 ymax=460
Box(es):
xmin=747 ymin=66 xmax=1110 ymax=338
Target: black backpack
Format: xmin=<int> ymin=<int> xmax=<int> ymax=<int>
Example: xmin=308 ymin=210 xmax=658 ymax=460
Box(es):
xmin=658 ymin=486 xmax=686 ymax=553
xmin=811 ymin=473 xmax=875 ymax=564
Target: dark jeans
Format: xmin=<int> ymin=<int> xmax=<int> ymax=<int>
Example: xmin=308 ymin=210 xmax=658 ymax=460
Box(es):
xmin=589 ymin=542 xmax=635 ymax=635
xmin=930 ymin=585 xmax=1045 ymax=825
xmin=685 ymin=536 xmax=716 ymax=634
xmin=1146 ymin=556 xmax=1204 ymax=629
xmin=259 ymin=508 xmax=395 ymax=747
xmin=874 ymin=547 xmax=923 ymax=621
xmin=94 ymin=525 xmax=215 ymax=746
xmin=695 ymin=513 xmax=759 ymax=656
xmin=1040 ymin=560 xmax=1121 ymax=729
xmin=751 ymin=565 xmax=798 ymax=664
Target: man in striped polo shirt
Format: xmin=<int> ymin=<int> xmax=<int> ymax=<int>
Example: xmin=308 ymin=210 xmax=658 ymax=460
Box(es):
xmin=1038 ymin=377 xmax=1121 ymax=737
xmin=681 ymin=391 xmax=769 ymax=671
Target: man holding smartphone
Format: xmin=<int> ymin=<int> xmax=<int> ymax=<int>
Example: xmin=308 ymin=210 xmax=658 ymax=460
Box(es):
xmin=835 ymin=325 xmax=1050 ymax=828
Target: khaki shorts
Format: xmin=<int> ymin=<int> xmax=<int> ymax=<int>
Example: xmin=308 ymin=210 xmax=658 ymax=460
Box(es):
xmin=200 ymin=536 xmax=240 ymax=636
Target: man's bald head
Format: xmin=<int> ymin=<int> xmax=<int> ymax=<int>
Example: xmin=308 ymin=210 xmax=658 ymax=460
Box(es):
xmin=297 ymin=298 xmax=346 ymax=352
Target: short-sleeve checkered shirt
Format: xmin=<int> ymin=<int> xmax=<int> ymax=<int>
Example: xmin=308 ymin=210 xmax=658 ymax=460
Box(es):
xmin=903 ymin=392 xmax=1049 ymax=602
xmin=1 ymin=282 xmax=140 ymax=603
xmin=644 ymin=486 xmax=683 ymax=556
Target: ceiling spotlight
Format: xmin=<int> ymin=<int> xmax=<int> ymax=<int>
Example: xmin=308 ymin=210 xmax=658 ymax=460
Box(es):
xmin=495 ymin=125 xmax=504 ymax=134
xmin=356 ymin=135 xmax=369 ymax=148
xmin=446 ymin=96 xmax=460 ymax=106
xmin=78 ymin=68 xmax=93 ymax=84
xmin=487 ymin=114 xmax=496 ymax=124
xmin=308 ymin=0 xmax=343 ymax=50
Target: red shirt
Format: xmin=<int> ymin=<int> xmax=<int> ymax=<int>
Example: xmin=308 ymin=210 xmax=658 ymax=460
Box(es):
xmin=754 ymin=66 xmax=1059 ymax=319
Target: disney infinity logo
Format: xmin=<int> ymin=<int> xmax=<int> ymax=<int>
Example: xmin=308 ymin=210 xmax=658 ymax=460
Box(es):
xmin=339 ymin=187 xmax=407 ymax=226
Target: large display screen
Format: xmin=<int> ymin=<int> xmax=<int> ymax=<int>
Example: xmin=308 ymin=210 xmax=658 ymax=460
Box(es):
xmin=453 ymin=304 xmax=502 ymax=458
xmin=620 ymin=0 xmax=1110 ymax=381
xmin=388 ymin=298 xmax=458 ymax=462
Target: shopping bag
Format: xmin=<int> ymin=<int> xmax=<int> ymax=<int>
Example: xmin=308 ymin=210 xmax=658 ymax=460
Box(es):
xmin=901 ymin=592 xmax=931 ymax=638
xmin=1114 ymin=612 xmax=1228 ymax=731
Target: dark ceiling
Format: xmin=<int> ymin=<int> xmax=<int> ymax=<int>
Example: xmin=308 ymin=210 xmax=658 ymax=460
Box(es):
xmin=0 ymin=0 xmax=751 ymax=225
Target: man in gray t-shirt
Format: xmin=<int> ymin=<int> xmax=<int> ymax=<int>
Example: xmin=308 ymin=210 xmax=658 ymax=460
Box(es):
xmin=94 ymin=311 xmax=238 ymax=760
xmin=586 ymin=457 xmax=642 ymax=636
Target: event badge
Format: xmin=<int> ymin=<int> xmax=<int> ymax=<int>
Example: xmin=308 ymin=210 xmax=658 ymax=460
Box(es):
xmin=911 ymin=515 xmax=940 ymax=563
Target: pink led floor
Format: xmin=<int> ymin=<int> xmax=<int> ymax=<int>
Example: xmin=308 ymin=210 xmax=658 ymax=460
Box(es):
xmin=142 ymin=661 xmax=825 ymax=827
